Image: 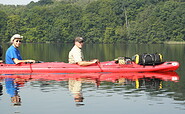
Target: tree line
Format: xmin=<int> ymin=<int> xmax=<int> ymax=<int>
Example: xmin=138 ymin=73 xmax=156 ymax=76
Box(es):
xmin=0 ymin=0 xmax=184 ymax=43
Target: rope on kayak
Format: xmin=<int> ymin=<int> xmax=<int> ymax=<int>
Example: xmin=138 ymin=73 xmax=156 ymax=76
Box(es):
xmin=97 ymin=62 xmax=103 ymax=72
xmin=29 ymin=62 xmax=33 ymax=73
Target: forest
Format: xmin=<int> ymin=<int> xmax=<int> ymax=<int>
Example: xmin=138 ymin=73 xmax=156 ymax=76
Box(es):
xmin=0 ymin=0 xmax=184 ymax=43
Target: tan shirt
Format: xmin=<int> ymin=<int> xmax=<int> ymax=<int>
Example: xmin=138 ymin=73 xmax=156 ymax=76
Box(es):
xmin=68 ymin=45 xmax=84 ymax=64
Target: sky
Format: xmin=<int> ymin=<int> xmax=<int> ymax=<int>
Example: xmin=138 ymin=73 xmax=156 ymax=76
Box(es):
xmin=0 ymin=0 xmax=39 ymax=5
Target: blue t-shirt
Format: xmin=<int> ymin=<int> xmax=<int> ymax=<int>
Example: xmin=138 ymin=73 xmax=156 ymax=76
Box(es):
xmin=5 ymin=45 xmax=22 ymax=64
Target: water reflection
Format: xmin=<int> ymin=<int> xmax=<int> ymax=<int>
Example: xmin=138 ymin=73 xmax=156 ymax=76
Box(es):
xmin=5 ymin=78 xmax=25 ymax=106
xmin=68 ymin=79 xmax=84 ymax=106
xmin=0 ymin=72 xmax=180 ymax=107
xmin=0 ymin=82 xmax=3 ymax=96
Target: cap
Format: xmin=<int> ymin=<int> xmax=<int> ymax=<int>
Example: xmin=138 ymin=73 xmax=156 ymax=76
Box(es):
xmin=75 ymin=37 xmax=84 ymax=42
xmin=10 ymin=34 xmax=23 ymax=43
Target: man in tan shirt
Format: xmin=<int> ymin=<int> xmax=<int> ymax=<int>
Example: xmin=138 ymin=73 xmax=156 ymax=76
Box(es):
xmin=68 ymin=37 xmax=99 ymax=66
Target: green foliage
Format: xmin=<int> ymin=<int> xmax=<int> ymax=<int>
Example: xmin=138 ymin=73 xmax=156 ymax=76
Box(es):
xmin=0 ymin=0 xmax=184 ymax=43
xmin=0 ymin=10 xmax=7 ymax=42
xmin=129 ymin=1 xmax=185 ymax=43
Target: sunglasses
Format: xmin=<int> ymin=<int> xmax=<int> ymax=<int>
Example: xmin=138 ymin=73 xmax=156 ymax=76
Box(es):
xmin=15 ymin=40 xmax=22 ymax=43
xmin=79 ymin=41 xmax=84 ymax=43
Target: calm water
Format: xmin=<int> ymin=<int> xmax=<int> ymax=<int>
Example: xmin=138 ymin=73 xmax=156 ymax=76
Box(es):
xmin=0 ymin=43 xmax=185 ymax=114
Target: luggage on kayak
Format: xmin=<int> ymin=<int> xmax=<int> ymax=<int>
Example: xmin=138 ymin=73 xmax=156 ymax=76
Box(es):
xmin=133 ymin=53 xmax=163 ymax=66
xmin=114 ymin=57 xmax=132 ymax=64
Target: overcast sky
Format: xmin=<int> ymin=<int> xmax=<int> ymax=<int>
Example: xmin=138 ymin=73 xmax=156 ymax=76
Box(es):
xmin=0 ymin=0 xmax=39 ymax=5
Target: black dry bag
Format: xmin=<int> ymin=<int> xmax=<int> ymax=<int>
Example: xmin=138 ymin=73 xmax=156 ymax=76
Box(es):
xmin=133 ymin=53 xmax=163 ymax=65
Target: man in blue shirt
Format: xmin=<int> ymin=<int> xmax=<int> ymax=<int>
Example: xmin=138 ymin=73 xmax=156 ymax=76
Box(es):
xmin=5 ymin=34 xmax=35 ymax=64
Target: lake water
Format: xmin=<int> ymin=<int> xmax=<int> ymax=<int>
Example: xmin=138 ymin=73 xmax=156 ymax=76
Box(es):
xmin=0 ymin=43 xmax=185 ymax=114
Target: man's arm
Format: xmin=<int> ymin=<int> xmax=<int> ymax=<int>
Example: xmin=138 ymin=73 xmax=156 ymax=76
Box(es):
xmin=13 ymin=58 xmax=35 ymax=64
xmin=77 ymin=59 xmax=99 ymax=66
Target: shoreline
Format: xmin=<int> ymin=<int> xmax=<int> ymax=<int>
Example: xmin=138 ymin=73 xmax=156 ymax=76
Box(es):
xmin=164 ymin=41 xmax=185 ymax=44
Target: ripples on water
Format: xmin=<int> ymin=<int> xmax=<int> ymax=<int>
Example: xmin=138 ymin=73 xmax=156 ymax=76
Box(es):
xmin=1 ymin=72 xmax=185 ymax=114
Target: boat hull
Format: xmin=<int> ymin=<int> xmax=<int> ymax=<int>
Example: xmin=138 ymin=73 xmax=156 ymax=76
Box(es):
xmin=0 ymin=61 xmax=179 ymax=73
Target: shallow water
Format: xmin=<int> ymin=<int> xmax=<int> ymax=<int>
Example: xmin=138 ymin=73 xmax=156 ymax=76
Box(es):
xmin=0 ymin=43 xmax=185 ymax=114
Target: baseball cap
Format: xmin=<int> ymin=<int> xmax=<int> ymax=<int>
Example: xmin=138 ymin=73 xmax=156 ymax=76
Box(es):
xmin=75 ymin=37 xmax=84 ymax=42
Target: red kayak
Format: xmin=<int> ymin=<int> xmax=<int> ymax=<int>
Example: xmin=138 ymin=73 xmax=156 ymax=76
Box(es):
xmin=0 ymin=61 xmax=179 ymax=73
